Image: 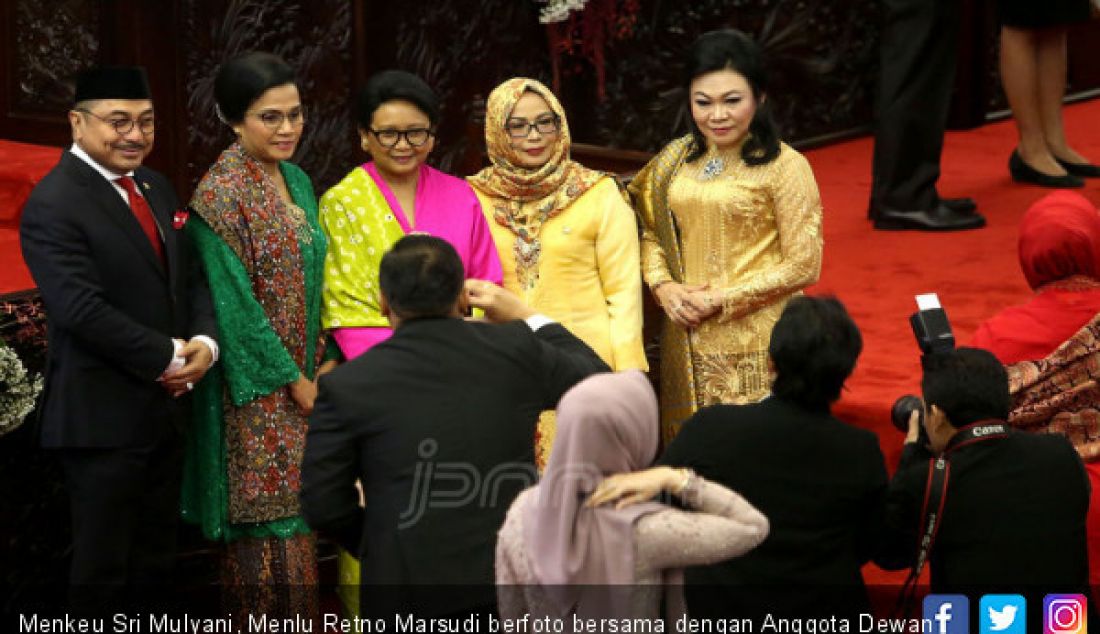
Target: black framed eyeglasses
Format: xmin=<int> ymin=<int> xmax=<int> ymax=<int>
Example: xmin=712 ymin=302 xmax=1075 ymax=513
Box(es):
xmin=504 ymin=114 xmax=560 ymax=139
xmin=76 ymin=109 xmax=155 ymax=135
xmin=248 ymin=106 xmax=306 ymax=130
xmin=369 ymin=127 xmax=433 ymax=148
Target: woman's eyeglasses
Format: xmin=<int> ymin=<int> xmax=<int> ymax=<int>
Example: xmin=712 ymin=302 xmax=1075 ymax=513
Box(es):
xmin=248 ymin=107 xmax=306 ymax=130
xmin=369 ymin=128 xmax=433 ymax=148
xmin=504 ymin=114 xmax=560 ymax=139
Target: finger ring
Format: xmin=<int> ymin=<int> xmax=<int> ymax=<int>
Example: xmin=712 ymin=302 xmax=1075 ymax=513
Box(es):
xmin=186 ymin=382 xmax=194 ymax=391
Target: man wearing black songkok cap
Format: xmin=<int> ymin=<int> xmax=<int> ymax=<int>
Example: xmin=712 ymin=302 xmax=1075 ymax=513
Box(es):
xmin=19 ymin=66 xmax=218 ymax=612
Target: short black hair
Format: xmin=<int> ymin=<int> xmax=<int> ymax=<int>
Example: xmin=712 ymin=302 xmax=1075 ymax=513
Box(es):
xmin=379 ymin=235 xmax=465 ymax=321
xmin=214 ymin=52 xmax=296 ymax=124
xmin=768 ymin=296 xmax=862 ymax=411
xmin=921 ymin=347 xmax=1011 ymax=427
xmin=684 ymin=29 xmax=781 ymax=166
xmin=357 ymin=70 xmax=440 ymax=130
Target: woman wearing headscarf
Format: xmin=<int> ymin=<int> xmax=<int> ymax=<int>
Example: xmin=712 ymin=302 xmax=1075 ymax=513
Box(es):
xmin=971 ymin=191 xmax=1100 ymax=363
xmin=469 ymin=78 xmax=646 ymax=467
xmin=495 ymin=371 xmax=768 ymax=620
xmin=629 ymin=30 xmax=823 ymax=444
xmin=182 ymin=52 xmax=336 ymax=620
xmin=971 ymin=190 xmax=1100 ymax=586
xmin=321 ymin=70 xmax=502 ymax=360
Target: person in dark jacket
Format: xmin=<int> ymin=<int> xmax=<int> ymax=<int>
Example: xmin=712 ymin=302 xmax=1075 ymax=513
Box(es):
xmin=300 ymin=235 xmax=609 ymax=617
xmin=661 ymin=296 xmax=888 ymax=618
xmin=877 ymin=347 xmax=1091 ymax=629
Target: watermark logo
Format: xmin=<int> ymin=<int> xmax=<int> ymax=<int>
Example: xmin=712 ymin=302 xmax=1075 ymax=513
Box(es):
xmin=397 ymin=439 xmax=541 ymax=528
xmin=393 ymin=438 xmax=704 ymax=529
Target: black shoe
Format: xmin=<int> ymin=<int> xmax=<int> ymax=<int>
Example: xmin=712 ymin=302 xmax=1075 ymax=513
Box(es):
xmin=1009 ymin=151 xmax=1085 ymax=188
xmin=872 ymin=203 xmax=986 ymax=231
xmin=1056 ymin=158 xmax=1100 ymax=178
xmin=941 ymin=197 xmax=977 ymax=214
xmin=869 ymin=197 xmax=977 ymax=219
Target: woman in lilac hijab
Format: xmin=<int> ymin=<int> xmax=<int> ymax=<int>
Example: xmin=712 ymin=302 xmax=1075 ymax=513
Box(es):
xmin=495 ymin=371 xmax=769 ymax=621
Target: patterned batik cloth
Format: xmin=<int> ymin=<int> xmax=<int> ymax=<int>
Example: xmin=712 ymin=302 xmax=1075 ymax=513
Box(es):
xmin=222 ymin=533 xmax=319 ymax=629
xmin=182 ymin=142 xmax=329 ymax=539
xmin=630 ymin=135 xmax=823 ymax=445
xmin=1006 ymin=310 xmax=1100 ymax=587
xmin=1007 ymin=310 xmax=1100 ymax=462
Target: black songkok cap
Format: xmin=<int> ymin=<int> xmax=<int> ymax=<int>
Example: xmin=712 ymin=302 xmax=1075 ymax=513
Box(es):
xmin=73 ymin=66 xmax=152 ymax=104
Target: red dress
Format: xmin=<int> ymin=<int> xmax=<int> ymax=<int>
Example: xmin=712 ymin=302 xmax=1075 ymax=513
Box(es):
xmin=970 ymin=190 xmax=1100 ymax=586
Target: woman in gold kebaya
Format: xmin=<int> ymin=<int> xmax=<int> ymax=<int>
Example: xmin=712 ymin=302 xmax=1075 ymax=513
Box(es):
xmin=630 ymin=30 xmax=823 ymax=443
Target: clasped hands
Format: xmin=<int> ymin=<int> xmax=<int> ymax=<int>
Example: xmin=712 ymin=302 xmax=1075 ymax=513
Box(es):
xmin=160 ymin=337 xmax=214 ymax=397
xmin=654 ymin=282 xmax=720 ymax=329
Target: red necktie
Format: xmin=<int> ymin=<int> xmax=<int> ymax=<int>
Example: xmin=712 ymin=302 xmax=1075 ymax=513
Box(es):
xmin=116 ymin=176 xmax=165 ymax=265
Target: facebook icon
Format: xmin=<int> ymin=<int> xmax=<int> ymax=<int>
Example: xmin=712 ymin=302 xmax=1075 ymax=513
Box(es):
xmin=924 ymin=594 xmax=971 ymax=634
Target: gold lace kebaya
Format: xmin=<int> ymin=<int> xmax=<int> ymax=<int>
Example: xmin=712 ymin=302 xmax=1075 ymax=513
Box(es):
xmin=631 ymin=136 xmax=823 ymax=444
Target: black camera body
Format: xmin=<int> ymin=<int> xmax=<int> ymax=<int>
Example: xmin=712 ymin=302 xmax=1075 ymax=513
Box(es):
xmin=890 ymin=294 xmax=956 ymax=438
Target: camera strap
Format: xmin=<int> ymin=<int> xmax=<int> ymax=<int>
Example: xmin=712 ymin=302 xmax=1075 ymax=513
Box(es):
xmin=892 ymin=420 xmax=1011 ymax=616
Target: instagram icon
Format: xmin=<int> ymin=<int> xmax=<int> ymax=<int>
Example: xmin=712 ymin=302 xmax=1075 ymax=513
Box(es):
xmin=1045 ymin=594 xmax=1088 ymax=634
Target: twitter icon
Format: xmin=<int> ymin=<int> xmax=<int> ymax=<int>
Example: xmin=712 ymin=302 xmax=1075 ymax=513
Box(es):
xmin=980 ymin=595 xmax=1026 ymax=634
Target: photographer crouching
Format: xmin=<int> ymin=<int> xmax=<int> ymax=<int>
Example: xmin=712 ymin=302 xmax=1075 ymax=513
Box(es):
xmin=876 ymin=347 xmax=1092 ymax=626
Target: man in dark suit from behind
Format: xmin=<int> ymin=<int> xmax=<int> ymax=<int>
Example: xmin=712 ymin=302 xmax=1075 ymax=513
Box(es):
xmin=661 ymin=296 xmax=888 ymax=617
xmin=877 ymin=347 xmax=1091 ymax=628
xmin=300 ymin=235 xmax=610 ymax=617
xmin=19 ymin=66 xmax=217 ymax=612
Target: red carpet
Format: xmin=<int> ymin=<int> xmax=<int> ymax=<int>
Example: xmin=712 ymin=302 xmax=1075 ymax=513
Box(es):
xmin=812 ymin=99 xmax=1100 ymax=464
xmin=806 ymin=99 xmax=1100 ymax=585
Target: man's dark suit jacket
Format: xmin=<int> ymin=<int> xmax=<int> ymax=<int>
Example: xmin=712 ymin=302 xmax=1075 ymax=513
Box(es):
xmin=661 ymin=396 xmax=889 ymax=617
xmin=20 ymin=151 xmax=215 ymax=448
xmin=300 ymin=316 xmax=610 ymax=616
xmin=877 ymin=430 xmax=1090 ymax=602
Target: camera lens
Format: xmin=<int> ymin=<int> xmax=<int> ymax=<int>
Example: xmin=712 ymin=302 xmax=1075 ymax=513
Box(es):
xmin=891 ymin=395 xmax=924 ymax=433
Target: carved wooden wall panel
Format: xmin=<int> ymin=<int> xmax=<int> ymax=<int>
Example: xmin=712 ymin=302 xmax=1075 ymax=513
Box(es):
xmin=358 ymin=0 xmax=884 ymax=172
xmin=571 ymin=0 xmax=882 ymax=153
xmin=11 ymin=0 xmax=99 ymax=115
xmin=179 ymin=0 xmax=356 ymax=194
xmin=0 ymin=0 xmax=100 ymax=145
xmin=3 ymin=0 xmax=1100 ymax=183
xmin=358 ymin=0 xmax=549 ymax=176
